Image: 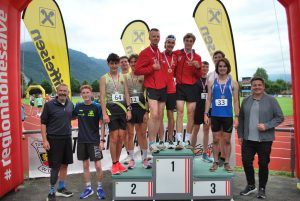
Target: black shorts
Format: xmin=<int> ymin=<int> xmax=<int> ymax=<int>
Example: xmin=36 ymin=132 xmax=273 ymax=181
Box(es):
xmin=211 ymin=116 xmax=233 ymax=133
xmin=37 ymin=105 xmax=43 ymax=108
xmin=108 ymin=114 xmax=127 ymax=131
xmin=30 ymin=101 xmax=34 ymax=106
xmin=47 ymin=137 xmax=73 ymax=169
xmin=194 ymin=103 xmax=211 ymax=125
xmin=147 ymin=87 xmax=167 ymax=102
xmin=128 ymin=105 xmax=146 ymax=124
xmin=176 ymin=84 xmax=198 ymax=102
xmin=166 ymin=93 xmax=176 ymax=111
xmin=77 ymin=143 xmax=103 ymax=161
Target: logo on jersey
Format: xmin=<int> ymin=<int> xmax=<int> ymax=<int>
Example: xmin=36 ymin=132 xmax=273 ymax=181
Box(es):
xmin=88 ymin=110 xmax=95 ymax=117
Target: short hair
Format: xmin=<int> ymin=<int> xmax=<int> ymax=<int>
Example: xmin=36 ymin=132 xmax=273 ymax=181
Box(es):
xmin=250 ymin=76 xmax=265 ymax=85
xmin=56 ymin=83 xmax=69 ymax=91
xmin=80 ymin=85 xmax=93 ymax=92
xmin=120 ymin=56 xmax=129 ymax=61
xmin=215 ymin=58 xmax=231 ymax=74
xmin=129 ymin=54 xmax=139 ymax=62
xmin=213 ymin=50 xmax=225 ymax=58
xmin=107 ymin=53 xmax=120 ymax=63
xmin=150 ymin=28 xmax=159 ymax=32
xmin=202 ymin=61 xmax=209 ymax=65
xmin=183 ymin=33 xmax=196 ymax=42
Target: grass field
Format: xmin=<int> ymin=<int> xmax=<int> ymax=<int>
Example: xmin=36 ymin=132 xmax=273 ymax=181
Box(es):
xmin=23 ymin=96 xmax=293 ymax=123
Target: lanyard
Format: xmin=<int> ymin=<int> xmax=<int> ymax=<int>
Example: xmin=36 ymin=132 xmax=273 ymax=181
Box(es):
xmin=217 ymin=78 xmax=229 ymax=98
xmin=200 ymin=77 xmax=207 ymax=92
xmin=150 ymin=45 xmax=160 ymax=61
xmin=184 ymin=48 xmax=193 ymax=61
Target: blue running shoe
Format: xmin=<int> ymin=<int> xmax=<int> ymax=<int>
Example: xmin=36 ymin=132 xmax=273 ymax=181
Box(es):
xmin=80 ymin=187 xmax=94 ymax=199
xmin=202 ymin=153 xmax=214 ymax=163
xmin=97 ymin=187 xmax=106 ymax=199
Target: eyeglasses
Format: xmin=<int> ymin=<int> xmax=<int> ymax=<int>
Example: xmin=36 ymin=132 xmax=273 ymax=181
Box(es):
xmin=166 ymin=35 xmax=176 ymax=41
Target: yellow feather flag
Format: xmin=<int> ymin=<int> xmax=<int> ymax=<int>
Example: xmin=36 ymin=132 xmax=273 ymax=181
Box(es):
xmin=23 ymin=0 xmax=71 ymax=96
xmin=193 ymin=0 xmax=238 ymax=81
xmin=120 ymin=20 xmax=150 ymax=56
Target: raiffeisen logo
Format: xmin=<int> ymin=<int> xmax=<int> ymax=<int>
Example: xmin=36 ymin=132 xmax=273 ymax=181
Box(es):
xmin=30 ymin=29 xmax=64 ymax=88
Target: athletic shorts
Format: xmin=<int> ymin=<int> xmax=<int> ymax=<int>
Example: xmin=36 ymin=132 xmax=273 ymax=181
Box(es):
xmin=128 ymin=105 xmax=146 ymax=124
xmin=30 ymin=101 xmax=34 ymax=106
xmin=166 ymin=93 xmax=177 ymax=111
xmin=47 ymin=137 xmax=73 ymax=169
xmin=147 ymin=87 xmax=167 ymax=102
xmin=37 ymin=105 xmax=43 ymax=108
xmin=210 ymin=116 xmax=233 ymax=133
xmin=77 ymin=143 xmax=103 ymax=161
xmin=176 ymin=84 xmax=198 ymax=102
xmin=194 ymin=101 xmax=205 ymax=125
xmin=108 ymin=114 xmax=127 ymax=131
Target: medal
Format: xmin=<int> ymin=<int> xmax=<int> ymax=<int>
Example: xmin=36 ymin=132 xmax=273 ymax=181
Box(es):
xmin=203 ymin=89 xmax=206 ymax=93
xmin=218 ymin=78 xmax=229 ymax=100
xmin=133 ymin=89 xmax=137 ymax=93
xmin=221 ymin=95 xmax=225 ymax=99
xmin=164 ymin=51 xmax=174 ymax=74
xmin=200 ymin=77 xmax=207 ymax=93
xmin=108 ymin=73 xmax=120 ymax=93
xmin=184 ymin=48 xmax=194 ymax=66
xmin=168 ymin=69 xmax=172 ymax=73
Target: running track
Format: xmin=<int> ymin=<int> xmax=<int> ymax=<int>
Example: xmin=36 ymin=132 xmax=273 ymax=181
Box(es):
xmin=23 ymin=105 xmax=295 ymax=172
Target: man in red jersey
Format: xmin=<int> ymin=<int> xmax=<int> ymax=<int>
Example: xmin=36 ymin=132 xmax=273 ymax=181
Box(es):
xmin=158 ymin=34 xmax=178 ymax=149
xmin=135 ymin=28 xmax=168 ymax=154
xmin=174 ymin=33 xmax=202 ymax=150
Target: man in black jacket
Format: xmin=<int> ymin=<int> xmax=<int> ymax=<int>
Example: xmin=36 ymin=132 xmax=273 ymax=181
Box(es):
xmin=41 ymin=84 xmax=74 ymax=201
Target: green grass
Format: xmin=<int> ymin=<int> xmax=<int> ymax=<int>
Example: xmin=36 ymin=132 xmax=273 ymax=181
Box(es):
xmin=235 ymin=166 xmax=293 ymax=177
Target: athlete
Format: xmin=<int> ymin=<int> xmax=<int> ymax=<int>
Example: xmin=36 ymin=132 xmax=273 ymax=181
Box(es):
xmin=191 ymin=61 xmax=213 ymax=162
xmin=120 ymin=55 xmax=130 ymax=74
xmin=158 ymin=34 xmax=178 ymax=149
xmin=204 ymin=58 xmax=239 ymax=172
xmin=173 ymin=33 xmax=202 ymax=150
xmin=37 ymin=94 xmax=43 ymax=116
xmin=134 ymin=28 xmax=168 ymax=154
xmin=99 ymin=53 xmax=132 ymax=175
xmin=125 ymin=54 xmax=151 ymax=169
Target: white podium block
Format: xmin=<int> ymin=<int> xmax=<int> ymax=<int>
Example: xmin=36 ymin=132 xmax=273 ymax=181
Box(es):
xmin=193 ymin=180 xmax=231 ymax=197
xmin=115 ymin=181 xmax=153 ymax=198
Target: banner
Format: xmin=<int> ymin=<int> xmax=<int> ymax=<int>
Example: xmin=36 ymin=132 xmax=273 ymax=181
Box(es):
xmin=0 ymin=0 xmax=31 ymax=197
xmin=22 ymin=0 xmax=71 ymax=96
xmin=120 ymin=20 xmax=150 ymax=56
xmin=193 ymin=0 xmax=238 ymax=81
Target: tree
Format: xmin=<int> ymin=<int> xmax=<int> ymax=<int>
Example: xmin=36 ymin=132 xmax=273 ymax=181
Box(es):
xmin=20 ymin=73 xmax=27 ymax=97
xmin=40 ymin=79 xmax=52 ymax=94
xmin=70 ymin=76 xmax=80 ymax=93
xmin=91 ymin=80 xmax=99 ymax=92
xmin=82 ymin=80 xmax=89 ymax=86
xmin=253 ymin=67 xmax=269 ymax=81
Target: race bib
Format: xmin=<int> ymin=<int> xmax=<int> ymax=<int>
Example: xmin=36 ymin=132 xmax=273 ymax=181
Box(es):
xmin=215 ymin=99 xmax=228 ymax=106
xmin=130 ymin=96 xmax=139 ymax=103
xmin=112 ymin=93 xmax=124 ymax=102
xmin=201 ymin=93 xmax=208 ymax=100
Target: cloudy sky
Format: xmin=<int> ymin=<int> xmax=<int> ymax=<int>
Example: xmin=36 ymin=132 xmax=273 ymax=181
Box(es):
xmin=21 ymin=0 xmax=291 ymax=80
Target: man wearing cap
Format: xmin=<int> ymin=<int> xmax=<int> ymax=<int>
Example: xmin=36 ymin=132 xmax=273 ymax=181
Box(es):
xmin=173 ymin=33 xmax=202 ymax=150
xmin=158 ymin=35 xmax=178 ymax=149
xmin=135 ymin=28 xmax=168 ymax=154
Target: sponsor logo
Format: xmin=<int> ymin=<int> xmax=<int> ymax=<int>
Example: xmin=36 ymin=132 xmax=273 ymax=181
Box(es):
xmin=207 ymin=8 xmax=222 ymax=25
xmin=132 ymin=30 xmax=145 ymax=44
xmin=39 ymin=7 xmax=56 ymax=28
xmin=30 ymin=29 xmax=64 ymax=88
xmin=88 ymin=110 xmax=95 ymax=117
xmin=199 ymin=26 xmax=216 ymax=56
xmin=31 ymin=140 xmax=50 ymax=174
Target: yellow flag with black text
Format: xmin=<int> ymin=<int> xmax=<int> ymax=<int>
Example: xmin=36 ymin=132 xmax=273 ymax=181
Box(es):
xmin=23 ymin=0 xmax=71 ymax=95
xmin=120 ymin=20 xmax=150 ymax=56
xmin=193 ymin=0 xmax=238 ymax=81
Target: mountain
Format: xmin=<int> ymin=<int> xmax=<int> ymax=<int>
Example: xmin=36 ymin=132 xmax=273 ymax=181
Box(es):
xmin=20 ymin=42 xmax=109 ymax=84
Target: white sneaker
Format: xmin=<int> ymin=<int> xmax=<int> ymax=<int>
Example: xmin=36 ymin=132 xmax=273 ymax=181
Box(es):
xmin=167 ymin=141 xmax=175 ymax=149
xmin=123 ymin=155 xmax=131 ymax=165
xmin=149 ymin=144 xmax=160 ymax=154
xmin=157 ymin=141 xmax=166 ymax=151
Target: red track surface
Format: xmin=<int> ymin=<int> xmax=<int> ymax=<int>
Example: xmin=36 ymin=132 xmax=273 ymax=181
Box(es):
xmin=24 ymin=105 xmax=295 ymax=172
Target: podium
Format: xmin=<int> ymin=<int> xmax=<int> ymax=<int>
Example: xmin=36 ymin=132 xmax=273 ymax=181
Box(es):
xmin=112 ymin=149 xmax=234 ymax=201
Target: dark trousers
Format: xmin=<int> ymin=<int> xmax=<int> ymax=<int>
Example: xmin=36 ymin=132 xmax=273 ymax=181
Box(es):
xmin=242 ymin=140 xmax=273 ymax=189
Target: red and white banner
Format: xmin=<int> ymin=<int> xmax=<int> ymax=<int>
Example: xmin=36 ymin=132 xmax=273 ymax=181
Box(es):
xmin=0 ymin=0 xmax=31 ymax=197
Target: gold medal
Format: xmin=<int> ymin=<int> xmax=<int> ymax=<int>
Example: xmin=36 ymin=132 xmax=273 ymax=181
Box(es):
xmin=168 ymin=69 xmax=172 ymax=73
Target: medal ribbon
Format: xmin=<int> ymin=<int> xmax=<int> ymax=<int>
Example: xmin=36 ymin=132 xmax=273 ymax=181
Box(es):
xmin=163 ymin=51 xmax=173 ymax=71
xmin=150 ymin=45 xmax=160 ymax=61
xmin=109 ymin=73 xmax=120 ymax=92
xmin=217 ymin=78 xmax=228 ymax=98
xmin=184 ymin=48 xmax=194 ymax=61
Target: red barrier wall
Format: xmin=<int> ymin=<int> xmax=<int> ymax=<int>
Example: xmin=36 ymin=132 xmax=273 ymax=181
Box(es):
xmin=0 ymin=0 xmax=30 ymax=197
xmin=278 ymin=0 xmax=300 ymax=182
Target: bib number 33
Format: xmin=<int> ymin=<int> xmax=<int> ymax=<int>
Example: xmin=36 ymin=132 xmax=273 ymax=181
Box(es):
xmin=215 ymin=99 xmax=228 ymax=106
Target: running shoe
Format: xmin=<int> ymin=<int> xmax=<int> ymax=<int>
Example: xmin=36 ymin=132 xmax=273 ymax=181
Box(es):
xmin=218 ymin=157 xmax=225 ymax=167
xmin=117 ymin=162 xmax=128 ymax=173
xmin=209 ymin=162 xmax=219 ymax=172
xmin=143 ymin=159 xmax=152 ymax=169
xmin=128 ymin=160 xmax=136 ymax=169
xmin=157 ymin=141 xmax=167 ymax=150
xmin=123 ymin=155 xmax=131 ymax=165
xmin=167 ymin=141 xmax=175 ymax=149
xmin=257 ymin=188 xmax=266 ymax=199
xmin=224 ymin=163 xmax=233 ymax=172
xmin=111 ymin=163 xmax=120 ymax=175
xmin=97 ymin=187 xmax=106 ymax=199
xmin=47 ymin=192 xmax=56 ymax=201
xmin=79 ymin=187 xmax=94 ymax=199
xmin=184 ymin=140 xmax=193 ymax=149
xmin=240 ymin=185 xmax=257 ymax=196
xmin=56 ymin=187 xmax=73 ymax=197
xmin=202 ymin=153 xmax=213 ymax=163
xmin=149 ymin=144 xmax=160 ymax=154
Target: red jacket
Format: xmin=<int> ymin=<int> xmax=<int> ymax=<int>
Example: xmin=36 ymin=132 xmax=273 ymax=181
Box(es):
xmin=173 ymin=49 xmax=202 ymax=85
xmin=161 ymin=51 xmax=177 ymax=94
xmin=134 ymin=45 xmax=168 ymax=89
